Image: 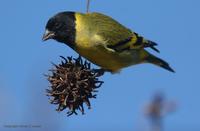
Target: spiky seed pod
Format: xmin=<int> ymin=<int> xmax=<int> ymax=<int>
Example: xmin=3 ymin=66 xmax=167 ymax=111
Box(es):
xmin=46 ymin=56 xmax=104 ymax=116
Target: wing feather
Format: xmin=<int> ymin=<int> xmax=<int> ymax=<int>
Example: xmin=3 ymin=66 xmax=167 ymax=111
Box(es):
xmin=85 ymin=13 xmax=159 ymax=53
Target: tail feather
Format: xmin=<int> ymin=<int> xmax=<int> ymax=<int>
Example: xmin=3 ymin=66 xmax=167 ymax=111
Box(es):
xmin=144 ymin=40 xmax=160 ymax=53
xmin=150 ymin=46 xmax=160 ymax=53
xmin=146 ymin=54 xmax=175 ymax=73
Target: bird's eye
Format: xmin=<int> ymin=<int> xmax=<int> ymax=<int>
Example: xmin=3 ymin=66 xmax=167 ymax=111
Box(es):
xmin=55 ymin=23 xmax=62 ymax=29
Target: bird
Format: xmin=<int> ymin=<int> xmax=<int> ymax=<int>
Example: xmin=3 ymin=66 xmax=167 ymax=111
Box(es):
xmin=42 ymin=11 xmax=175 ymax=73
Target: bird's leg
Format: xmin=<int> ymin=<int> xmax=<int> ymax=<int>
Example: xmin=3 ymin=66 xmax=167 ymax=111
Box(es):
xmin=92 ymin=68 xmax=110 ymax=76
xmin=86 ymin=0 xmax=90 ymax=13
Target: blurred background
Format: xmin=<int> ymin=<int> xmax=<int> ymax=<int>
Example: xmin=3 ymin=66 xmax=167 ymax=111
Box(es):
xmin=0 ymin=0 xmax=200 ymax=130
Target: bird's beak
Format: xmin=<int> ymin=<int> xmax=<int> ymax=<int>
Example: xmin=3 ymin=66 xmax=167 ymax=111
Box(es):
xmin=42 ymin=30 xmax=55 ymax=41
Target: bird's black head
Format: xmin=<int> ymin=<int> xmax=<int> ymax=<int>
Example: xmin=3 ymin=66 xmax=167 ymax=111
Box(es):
xmin=42 ymin=12 xmax=76 ymax=48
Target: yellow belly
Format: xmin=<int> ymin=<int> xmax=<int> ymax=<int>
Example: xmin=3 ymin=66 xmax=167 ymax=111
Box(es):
xmin=75 ymin=44 xmax=141 ymax=72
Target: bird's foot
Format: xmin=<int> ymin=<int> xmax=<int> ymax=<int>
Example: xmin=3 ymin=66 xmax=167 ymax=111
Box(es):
xmin=92 ymin=68 xmax=110 ymax=76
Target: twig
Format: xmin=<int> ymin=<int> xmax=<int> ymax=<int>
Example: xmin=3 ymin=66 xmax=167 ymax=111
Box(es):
xmin=86 ymin=0 xmax=90 ymax=13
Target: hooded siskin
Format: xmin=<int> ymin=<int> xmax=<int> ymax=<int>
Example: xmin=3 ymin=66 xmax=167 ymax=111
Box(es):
xmin=43 ymin=11 xmax=175 ymax=73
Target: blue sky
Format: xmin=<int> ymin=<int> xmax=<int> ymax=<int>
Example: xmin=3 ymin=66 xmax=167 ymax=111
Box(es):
xmin=0 ymin=0 xmax=200 ymax=131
